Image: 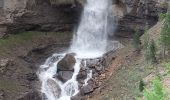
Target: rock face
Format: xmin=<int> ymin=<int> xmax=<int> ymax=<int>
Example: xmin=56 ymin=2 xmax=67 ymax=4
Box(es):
xmin=113 ymin=0 xmax=167 ymax=37
xmin=0 ymin=0 xmax=82 ymax=34
xmin=0 ymin=0 xmax=167 ymax=36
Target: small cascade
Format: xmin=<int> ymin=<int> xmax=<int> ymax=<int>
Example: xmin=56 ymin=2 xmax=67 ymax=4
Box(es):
xmin=38 ymin=0 xmax=122 ymax=100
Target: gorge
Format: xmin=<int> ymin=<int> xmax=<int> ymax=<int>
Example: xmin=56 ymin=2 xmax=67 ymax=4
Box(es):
xmin=0 ymin=0 xmax=169 ymax=100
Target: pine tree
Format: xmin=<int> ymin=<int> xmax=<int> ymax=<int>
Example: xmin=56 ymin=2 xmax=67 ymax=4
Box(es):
xmin=133 ymin=30 xmax=141 ymax=52
xmin=149 ymin=39 xmax=157 ymax=63
xmin=143 ymin=27 xmax=150 ymax=62
xmin=161 ymin=11 xmax=170 ymax=58
xmin=143 ymin=27 xmax=157 ymax=63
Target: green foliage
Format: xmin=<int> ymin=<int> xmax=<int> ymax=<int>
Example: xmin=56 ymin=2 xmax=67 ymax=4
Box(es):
xmin=159 ymin=13 xmax=167 ymax=21
xmin=160 ymin=11 xmax=170 ymax=58
xmin=143 ymin=28 xmax=157 ymax=63
xmin=133 ymin=30 xmax=141 ymax=51
xmin=149 ymin=40 xmax=157 ymax=63
xmin=143 ymin=26 xmax=150 ymax=51
xmin=164 ymin=62 xmax=170 ymax=73
xmin=143 ymin=78 xmax=165 ymax=100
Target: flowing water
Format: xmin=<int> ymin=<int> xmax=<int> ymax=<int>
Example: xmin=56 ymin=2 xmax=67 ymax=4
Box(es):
xmin=38 ymin=0 xmax=119 ymax=100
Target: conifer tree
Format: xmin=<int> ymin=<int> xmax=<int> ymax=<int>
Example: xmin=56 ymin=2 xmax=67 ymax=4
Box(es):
xmin=161 ymin=11 xmax=170 ymax=58
xmin=149 ymin=39 xmax=157 ymax=63
xmin=133 ymin=30 xmax=141 ymax=52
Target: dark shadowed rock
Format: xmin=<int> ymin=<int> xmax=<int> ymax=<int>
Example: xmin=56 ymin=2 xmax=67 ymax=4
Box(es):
xmin=57 ymin=71 xmax=73 ymax=82
xmin=17 ymin=91 xmax=42 ymax=100
xmin=57 ymin=53 xmax=76 ymax=71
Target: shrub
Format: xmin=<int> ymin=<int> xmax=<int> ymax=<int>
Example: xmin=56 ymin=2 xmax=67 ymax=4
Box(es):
xmin=139 ymin=80 xmax=145 ymax=92
xmin=143 ymin=77 xmax=165 ymax=100
xmin=164 ymin=62 xmax=170 ymax=73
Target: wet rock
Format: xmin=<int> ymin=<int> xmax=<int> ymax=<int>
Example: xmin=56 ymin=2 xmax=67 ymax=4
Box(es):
xmin=47 ymin=79 xmax=61 ymax=98
xmin=77 ymin=68 xmax=87 ymax=82
xmin=57 ymin=71 xmax=73 ymax=82
xmin=71 ymin=92 xmax=83 ymax=100
xmin=57 ymin=53 xmax=76 ymax=71
xmin=80 ymin=79 xmax=97 ymax=95
xmin=17 ymin=90 xmax=42 ymax=100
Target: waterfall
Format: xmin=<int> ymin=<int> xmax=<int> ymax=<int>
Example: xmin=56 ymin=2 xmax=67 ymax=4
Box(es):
xmin=38 ymin=0 xmax=118 ymax=100
xmin=70 ymin=0 xmax=113 ymax=58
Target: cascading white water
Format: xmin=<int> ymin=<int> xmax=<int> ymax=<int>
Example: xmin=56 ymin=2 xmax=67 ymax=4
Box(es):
xmin=70 ymin=0 xmax=112 ymax=58
xmin=38 ymin=0 xmax=118 ymax=100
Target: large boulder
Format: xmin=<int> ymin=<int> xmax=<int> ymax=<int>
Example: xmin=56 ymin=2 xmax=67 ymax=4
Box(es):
xmin=57 ymin=53 xmax=76 ymax=71
xmin=56 ymin=53 xmax=76 ymax=82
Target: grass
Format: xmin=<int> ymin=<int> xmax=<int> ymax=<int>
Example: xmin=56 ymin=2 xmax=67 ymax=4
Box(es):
xmin=143 ymin=77 xmax=165 ymax=100
xmin=0 ymin=31 xmax=72 ymax=56
xmin=0 ymin=31 xmax=70 ymax=46
xmin=0 ymin=31 xmax=34 ymax=45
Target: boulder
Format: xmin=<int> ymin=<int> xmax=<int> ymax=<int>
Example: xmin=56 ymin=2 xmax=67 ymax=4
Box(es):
xmin=47 ymin=79 xmax=61 ymax=98
xmin=57 ymin=71 xmax=73 ymax=82
xmin=57 ymin=53 xmax=76 ymax=71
